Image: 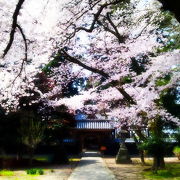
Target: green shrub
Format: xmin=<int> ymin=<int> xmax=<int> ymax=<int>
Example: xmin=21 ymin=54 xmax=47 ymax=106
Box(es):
xmin=26 ymin=169 xmax=36 ymax=175
xmin=138 ymin=135 xmax=166 ymax=156
xmin=26 ymin=168 xmax=44 ymax=175
xmin=173 ymin=146 xmax=180 ymax=160
xmin=38 ymin=169 xmax=44 ymax=175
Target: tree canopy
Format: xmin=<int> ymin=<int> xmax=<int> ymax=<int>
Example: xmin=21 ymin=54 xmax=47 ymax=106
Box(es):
xmin=0 ymin=0 xmax=179 ymax=128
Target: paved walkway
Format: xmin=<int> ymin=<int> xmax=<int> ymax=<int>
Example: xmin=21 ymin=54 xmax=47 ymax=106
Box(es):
xmin=68 ymin=151 xmax=116 ymax=180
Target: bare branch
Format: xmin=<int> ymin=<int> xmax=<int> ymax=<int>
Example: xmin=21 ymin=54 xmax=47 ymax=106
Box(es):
xmin=2 ymin=0 xmax=25 ymax=58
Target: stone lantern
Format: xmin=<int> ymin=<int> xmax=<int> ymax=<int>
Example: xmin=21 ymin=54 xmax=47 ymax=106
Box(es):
xmin=115 ymin=129 xmax=132 ymax=164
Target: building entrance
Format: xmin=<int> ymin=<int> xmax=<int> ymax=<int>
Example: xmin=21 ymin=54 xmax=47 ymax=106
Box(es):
xmin=84 ymin=136 xmax=99 ymax=150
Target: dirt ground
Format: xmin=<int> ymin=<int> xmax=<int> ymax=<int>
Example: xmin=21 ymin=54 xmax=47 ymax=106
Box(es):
xmin=32 ymin=163 xmax=77 ymax=180
xmin=103 ymin=157 xmax=179 ymax=180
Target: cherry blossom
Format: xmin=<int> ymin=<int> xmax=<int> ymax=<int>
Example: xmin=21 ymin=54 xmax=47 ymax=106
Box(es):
xmin=0 ymin=0 xmax=179 ymax=127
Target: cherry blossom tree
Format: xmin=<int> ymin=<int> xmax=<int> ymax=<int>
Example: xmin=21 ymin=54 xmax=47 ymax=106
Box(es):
xmin=0 ymin=0 xmax=180 ymax=169
xmin=46 ymin=0 xmax=180 ymax=127
xmin=0 ymin=0 xmax=179 ymax=122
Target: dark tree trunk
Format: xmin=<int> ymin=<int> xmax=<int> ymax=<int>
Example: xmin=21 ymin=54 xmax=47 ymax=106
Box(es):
xmin=152 ymin=155 xmax=165 ymax=172
xmin=140 ymin=150 xmax=145 ymax=165
xmin=152 ymin=156 xmax=158 ymax=173
xmin=28 ymin=147 xmax=34 ymax=166
xmin=159 ymin=156 xmax=165 ymax=168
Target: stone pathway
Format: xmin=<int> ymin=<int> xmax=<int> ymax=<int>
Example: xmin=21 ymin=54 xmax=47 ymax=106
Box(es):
xmin=68 ymin=151 xmax=116 ymax=180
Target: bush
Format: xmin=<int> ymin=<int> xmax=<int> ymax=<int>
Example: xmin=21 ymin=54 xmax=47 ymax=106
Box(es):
xmin=26 ymin=168 xmax=36 ymax=175
xmin=173 ymin=146 xmax=180 ymax=160
xmin=26 ymin=168 xmax=44 ymax=175
xmin=138 ymin=135 xmax=166 ymax=156
xmin=38 ymin=169 xmax=44 ymax=175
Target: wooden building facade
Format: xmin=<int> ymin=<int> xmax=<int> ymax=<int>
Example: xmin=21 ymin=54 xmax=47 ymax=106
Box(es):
xmin=71 ymin=119 xmax=115 ymax=152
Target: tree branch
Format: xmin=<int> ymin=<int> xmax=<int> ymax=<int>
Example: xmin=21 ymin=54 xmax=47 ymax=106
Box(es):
xmin=117 ymin=86 xmax=136 ymax=104
xmin=97 ymin=19 xmax=119 ymax=38
xmin=106 ymin=12 xmax=125 ymax=43
xmin=60 ymin=49 xmax=109 ymax=78
xmin=76 ymin=0 xmax=122 ymax=33
xmin=12 ymin=24 xmax=28 ymax=84
xmin=60 ymin=49 xmax=136 ymax=104
xmin=16 ymin=24 xmax=27 ymax=61
xmin=2 ymin=0 xmax=25 ymax=58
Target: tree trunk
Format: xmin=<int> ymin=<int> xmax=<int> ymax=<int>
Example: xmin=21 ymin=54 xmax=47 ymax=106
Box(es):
xmin=140 ymin=150 xmax=145 ymax=165
xmin=159 ymin=156 xmax=165 ymax=168
xmin=28 ymin=147 xmax=34 ymax=166
xmin=152 ymin=155 xmax=165 ymax=172
xmin=152 ymin=156 xmax=158 ymax=173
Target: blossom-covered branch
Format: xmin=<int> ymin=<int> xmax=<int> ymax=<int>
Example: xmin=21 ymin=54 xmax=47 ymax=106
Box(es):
xmin=60 ymin=48 xmax=136 ymax=104
xmin=76 ymin=0 xmax=123 ymax=33
xmin=2 ymin=0 xmax=25 ymax=58
xmin=12 ymin=24 xmax=28 ymax=83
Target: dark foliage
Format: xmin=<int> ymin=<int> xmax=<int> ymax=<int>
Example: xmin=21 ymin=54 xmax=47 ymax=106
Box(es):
xmin=157 ymin=88 xmax=180 ymax=118
xmin=158 ymin=0 xmax=180 ymax=22
xmin=130 ymin=54 xmax=149 ymax=75
xmin=63 ymin=77 xmax=87 ymax=97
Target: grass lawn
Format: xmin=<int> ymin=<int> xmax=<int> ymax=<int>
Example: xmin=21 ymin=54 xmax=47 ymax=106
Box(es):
xmin=142 ymin=162 xmax=180 ymax=180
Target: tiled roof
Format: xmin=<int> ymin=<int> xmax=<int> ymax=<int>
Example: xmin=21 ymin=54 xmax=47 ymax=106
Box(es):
xmin=76 ymin=120 xmax=114 ymax=129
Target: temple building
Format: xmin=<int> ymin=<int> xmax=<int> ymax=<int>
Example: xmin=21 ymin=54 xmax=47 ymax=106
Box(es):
xmin=63 ymin=111 xmax=136 ymax=154
xmin=71 ymin=119 xmax=115 ymax=151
